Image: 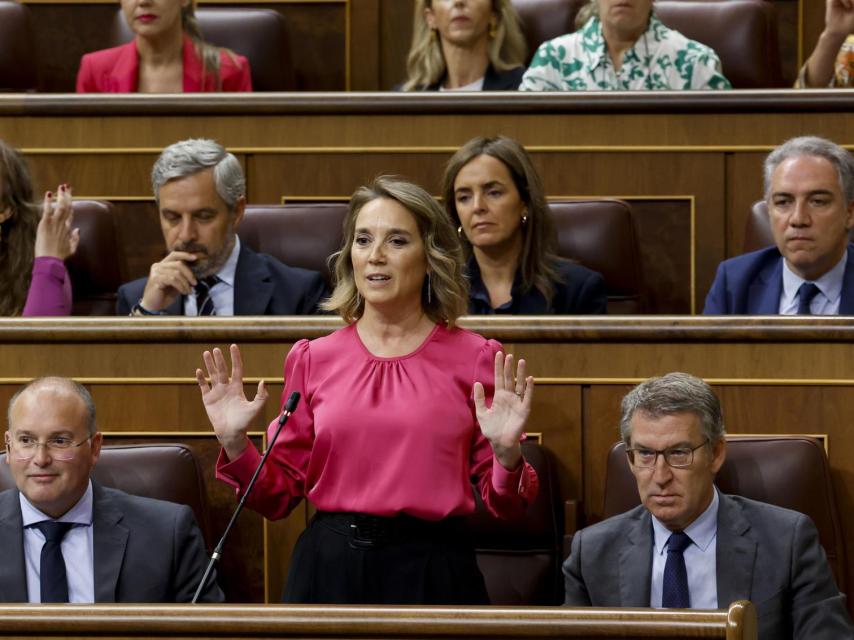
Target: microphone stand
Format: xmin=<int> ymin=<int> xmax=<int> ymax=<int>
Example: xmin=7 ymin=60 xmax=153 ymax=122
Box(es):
xmin=192 ymin=391 xmax=301 ymax=604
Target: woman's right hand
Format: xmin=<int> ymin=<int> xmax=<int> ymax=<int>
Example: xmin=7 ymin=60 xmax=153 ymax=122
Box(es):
xmin=196 ymin=343 xmax=269 ymax=460
xmin=34 ymin=184 xmax=79 ymax=260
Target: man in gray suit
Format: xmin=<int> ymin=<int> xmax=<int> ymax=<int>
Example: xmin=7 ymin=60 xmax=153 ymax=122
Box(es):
xmin=0 ymin=377 xmax=223 ymax=603
xmin=564 ymin=372 xmax=852 ymax=639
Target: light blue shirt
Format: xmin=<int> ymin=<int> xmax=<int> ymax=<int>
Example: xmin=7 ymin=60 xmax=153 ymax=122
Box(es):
xmin=778 ymin=249 xmax=847 ymax=315
xmin=650 ymin=487 xmax=719 ymax=609
xmin=183 ymin=236 xmax=240 ymax=316
xmin=21 ymin=481 xmax=95 ymax=603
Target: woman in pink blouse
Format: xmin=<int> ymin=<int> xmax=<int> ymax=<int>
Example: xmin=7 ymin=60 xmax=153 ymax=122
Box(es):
xmin=0 ymin=141 xmax=77 ymax=317
xmin=197 ymin=176 xmax=539 ymax=604
xmin=76 ymin=0 xmax=251 ymax=93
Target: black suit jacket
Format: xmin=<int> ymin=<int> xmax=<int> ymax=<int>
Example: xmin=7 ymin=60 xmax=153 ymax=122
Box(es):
xmin=422 ymin=65 xmax=525 ymax=90
xmin=563 ymin=493 xmax=852 ymax=639
xmin=0 ymin=483 xmax=224 ymax=603
xmin=116 ymin=243 xmax=328 ymax=315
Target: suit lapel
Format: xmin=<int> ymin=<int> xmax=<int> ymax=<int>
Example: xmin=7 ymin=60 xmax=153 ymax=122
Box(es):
xmin=715 ymin=493 xmax=756 ymax=607
xmin=748 ymin=258 xmax=783 ymax=314
xmin=619 ymin=509 xmax=653 ymax=607
xmin=92 ymin=484 xmax=128 ymax=603
xmin=0 ymin=491 xmax=28 ymax=602
xmin=233 ymin=245 xmax=273 ymax=315
xmin=108 ymin=41 xmax=140 ymax=93
xmin=838 ymin=246 xmax=854 ymax=314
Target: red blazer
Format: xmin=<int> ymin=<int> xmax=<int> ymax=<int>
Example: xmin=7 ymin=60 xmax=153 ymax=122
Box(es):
xmin=76 ymin=35 xmax=252 ymax=93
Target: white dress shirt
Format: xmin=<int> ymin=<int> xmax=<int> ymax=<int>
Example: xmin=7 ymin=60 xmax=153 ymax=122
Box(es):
xmin=778 ymin=249 xmax=847 ymax=315
xmin=21 ymin=481 xmax=95 ymax=603
xmin=183 ymin=236 xmax=240 ymax=316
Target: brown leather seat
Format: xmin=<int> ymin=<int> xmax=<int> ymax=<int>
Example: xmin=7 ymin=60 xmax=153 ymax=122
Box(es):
xmin=66 ymin=200 xmax=122 ymax=316
xmin=603 ymin=436 xmax=847 ymax=592
xmin=466 ymin=441 xmax=563 ymax=605
xmin=0 ymin=443 xmax=211 ymax=547
xmin=0 ymin=1 xmax=38 ymax=91
xmin=109 ymin=8 xmax=296 ymax=91
xmin=655 ymin=0 xmax=784 ymax=89
xmin=238 ymin=203 xmax=347 ymax=287
xmin=512 ymin=0 xmax=784 ymax=88
xmin=549 ymin=200 xmax=644 ymax=314
xmin=743 ymin=200 xmax=854 ymax=254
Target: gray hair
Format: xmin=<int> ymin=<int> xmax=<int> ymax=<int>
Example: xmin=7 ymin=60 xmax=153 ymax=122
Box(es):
xmin=151 ymin=138 xmax=245 ymax=211
xmin=764 ymin=136 xmax=854 ymax=203
xmin=8 ymin=377 xmax=97 ymax=436
xmin=620 ymin=372 xmax=725 ymax=445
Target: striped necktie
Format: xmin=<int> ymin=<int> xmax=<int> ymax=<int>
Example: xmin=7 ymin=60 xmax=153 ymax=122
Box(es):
xmin=194 ymin=275 xmax=220 ymax=316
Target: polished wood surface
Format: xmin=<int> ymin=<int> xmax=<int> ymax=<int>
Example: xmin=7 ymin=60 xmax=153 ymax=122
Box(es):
xmin=0 ymin=602 xmax=757 ymax=639
xmin=0 ymin=316 xmax=851 ymax=613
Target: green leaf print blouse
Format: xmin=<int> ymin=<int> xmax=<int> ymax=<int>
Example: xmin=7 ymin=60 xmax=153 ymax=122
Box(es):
xmin=519 ymin=15 xmax=731 ymax=91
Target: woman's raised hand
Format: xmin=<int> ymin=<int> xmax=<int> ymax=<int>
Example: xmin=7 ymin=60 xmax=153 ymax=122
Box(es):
xmin=196 ymin=343 xmax=268 ymax=460
xmin=34 ymin=184 xmax=79 ymax=260
xmin=474 ymin=351 xmax=534 ymax=470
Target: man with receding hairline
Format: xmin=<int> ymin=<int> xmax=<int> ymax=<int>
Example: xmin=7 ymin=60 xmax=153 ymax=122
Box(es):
xmin=0 ymin=377 xmax=223 ymax=603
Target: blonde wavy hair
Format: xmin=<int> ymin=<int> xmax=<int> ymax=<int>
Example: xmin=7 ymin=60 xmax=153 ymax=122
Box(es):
xmin=403 ymin=0 xmax=527 ymax=90
xmin=322 ymin=176 xmax=468 ymax=327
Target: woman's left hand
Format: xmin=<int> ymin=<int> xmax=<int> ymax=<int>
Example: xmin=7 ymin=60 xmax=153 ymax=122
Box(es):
xmin=35 ymin=184 xmax=79 ymax=260
xmin=474 ymin=351 xmax=534 ymax=470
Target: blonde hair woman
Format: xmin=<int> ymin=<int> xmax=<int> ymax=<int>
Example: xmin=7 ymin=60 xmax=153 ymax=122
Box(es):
xmin=404 ymin=0 xmax=527 ymax=91
xmin=198 ymin=176 xmax=539 ymax=604
xmin=76 ymin=0 xmax=251 ymax=92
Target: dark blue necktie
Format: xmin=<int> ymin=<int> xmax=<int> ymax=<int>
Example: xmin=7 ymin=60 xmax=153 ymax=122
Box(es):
xmin=796 ymin=282 xmax=821 ymax=315
xmin=662 ymin=531 xmax=692 ymax=608
xmin=194 ymin=275 xmax=220 ymax=316
xmin=33 ymin=521 xmax=74 ymax=603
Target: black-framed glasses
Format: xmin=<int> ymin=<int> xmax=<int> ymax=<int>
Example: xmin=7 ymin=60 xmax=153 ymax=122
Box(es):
xmin=625 ymin=439 xmax=709 ymax=468
xmin=5 ymin=433 xmax=92 ymax=461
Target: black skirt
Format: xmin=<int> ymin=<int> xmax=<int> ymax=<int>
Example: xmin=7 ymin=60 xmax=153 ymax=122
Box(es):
xmin=282 ymin=511 xmax=490 ymax=604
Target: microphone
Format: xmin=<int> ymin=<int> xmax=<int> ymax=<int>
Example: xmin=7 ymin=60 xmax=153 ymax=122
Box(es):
xmin=192 ymin=390 xmax=301 ymax=604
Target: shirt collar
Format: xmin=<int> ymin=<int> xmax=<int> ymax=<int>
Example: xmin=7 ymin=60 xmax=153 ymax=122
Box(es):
xmin=466 ymin=256 xmax=523 ymax=313
xmin=781 ymin=247 xmax=848 ymax=307
xmin=20 ymin=480 xmax=93 ymax=527
xmin=582 ymin=14 xmax=664 ymax=72
xmin=652 ymin=486 xmax=719 ymax=555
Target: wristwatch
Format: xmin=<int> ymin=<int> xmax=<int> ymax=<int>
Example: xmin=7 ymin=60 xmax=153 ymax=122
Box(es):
xmin=131 ymin=299 xmax=166 ymax=316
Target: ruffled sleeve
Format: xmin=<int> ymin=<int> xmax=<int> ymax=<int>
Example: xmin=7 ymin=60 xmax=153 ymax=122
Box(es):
xmin=215 ymin=339 xmax=314 ymax=520
xmin=468 ymin=338 xmax=539 ymax=519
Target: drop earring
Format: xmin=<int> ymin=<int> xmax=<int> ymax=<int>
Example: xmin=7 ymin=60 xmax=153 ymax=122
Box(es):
xmin=426 ymin=273 xmax=432 ymax=305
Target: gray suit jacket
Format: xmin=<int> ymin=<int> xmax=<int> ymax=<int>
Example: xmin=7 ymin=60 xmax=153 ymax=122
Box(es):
xmin=116 ymin=243 xmax=328 ymax=316
xmin=0 ymin=483 xmax=224 ymax=603
xmin=564 ymin=493 xmax=853 ymax=639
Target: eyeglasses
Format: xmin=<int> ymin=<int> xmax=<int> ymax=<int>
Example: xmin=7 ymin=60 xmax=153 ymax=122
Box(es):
xmin=5 ymin=433 xmax=92 ymax=461
xmin=625 ymin=439 xmax=709 ymax=469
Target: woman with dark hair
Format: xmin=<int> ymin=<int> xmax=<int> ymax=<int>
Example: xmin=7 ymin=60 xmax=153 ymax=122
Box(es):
xmin=76 ymin=0 xmax=251 ymax=92
xmin=0 ymin=140 xmax=77 ymax=316
xmin=403 ymin=0 xmax=527 ymax=91
xmin=197 ymin=176 xmax=538 ymax=604
xmin=443 ymin=136 xmax=607 ymax=314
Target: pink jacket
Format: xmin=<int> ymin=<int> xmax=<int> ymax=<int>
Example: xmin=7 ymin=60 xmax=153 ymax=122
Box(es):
xmin=76 ymin=35 xmax=252 ymax=93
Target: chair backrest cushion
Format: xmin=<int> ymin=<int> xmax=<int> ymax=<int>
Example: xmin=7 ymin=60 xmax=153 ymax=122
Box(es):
xmin=549 ymin=200 xmax=643 ymax=313
xmin=466 ymin=441 xmax=563 ymax=605
xmin=66 ymin=200 xmax=122 ymax=316
xmin=0 ymin=1 xmax=38 ymax=91
xmin=0 ymin=443 xmax=211 ymax=546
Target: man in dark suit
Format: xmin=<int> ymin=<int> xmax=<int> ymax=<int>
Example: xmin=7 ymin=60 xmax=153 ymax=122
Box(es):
xmin=564 ymin=373 xmax=852 ymax=639
xmin=117 ymin=138 xmax=327 ymax=316
xmin=704 ymin=136 xmax=854 ymax=314
xmin=0 ymin=377 xmax=223 ymax=603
